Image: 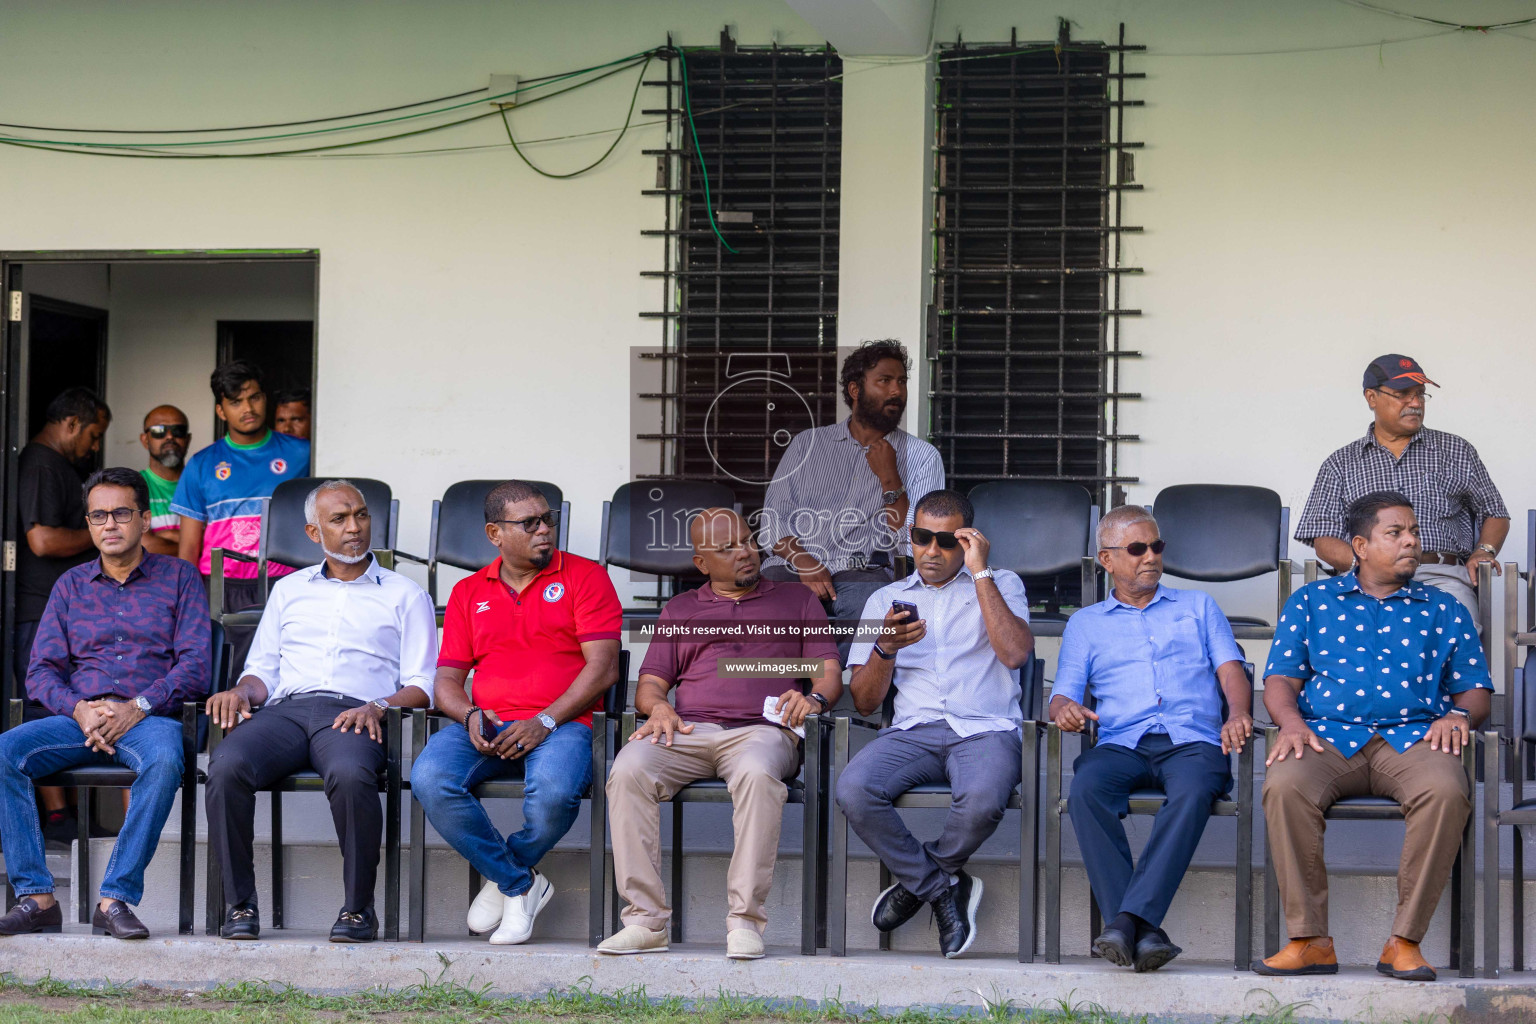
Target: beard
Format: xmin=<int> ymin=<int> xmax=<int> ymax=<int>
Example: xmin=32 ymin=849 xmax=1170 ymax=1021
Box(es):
xmin=857 ymin=389 xmax=904 ymax=435
xmin=155 ymin=449 xmax=185 ymax=470
xmin=323 ymin=544 xmax=371 ymax=565
xmin=530 ymin=547 xmax=554 ymax=569
xmin=734 ymin=566 xmax=761 ymax=589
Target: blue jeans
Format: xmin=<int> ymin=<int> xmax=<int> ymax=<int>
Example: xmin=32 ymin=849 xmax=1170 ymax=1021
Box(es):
xmin=0 ymin=713 xmax=184 ymax=904
xmin=411 ymin=721 xmax=592 ymax=898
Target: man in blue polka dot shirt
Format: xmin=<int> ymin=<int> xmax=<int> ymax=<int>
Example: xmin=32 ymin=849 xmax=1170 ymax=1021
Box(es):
xmin=1252 ymin=490 xmax=1490 ymax=982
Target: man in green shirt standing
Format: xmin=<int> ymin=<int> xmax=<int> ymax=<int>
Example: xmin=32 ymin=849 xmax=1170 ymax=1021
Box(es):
xmin=138 ymin=405 xmax=190 ymax=557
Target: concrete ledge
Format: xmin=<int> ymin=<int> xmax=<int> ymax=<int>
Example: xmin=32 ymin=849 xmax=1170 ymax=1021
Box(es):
xmin=2 ymin=931 xmax=1535 ymax=1024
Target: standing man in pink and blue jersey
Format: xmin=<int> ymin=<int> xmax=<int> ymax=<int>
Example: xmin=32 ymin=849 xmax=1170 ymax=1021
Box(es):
xmin=171 ymin=361 xmax=309 ymax=666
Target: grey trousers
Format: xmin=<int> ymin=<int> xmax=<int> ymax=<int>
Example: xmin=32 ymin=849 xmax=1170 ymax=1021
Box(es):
xmin=1414 ymin=562 xmax=1480 ymax=631
xmin=835 ymin=721 xmax=1022 ymax=902
xmin=761 ymin=564 xmax=891 ymax=666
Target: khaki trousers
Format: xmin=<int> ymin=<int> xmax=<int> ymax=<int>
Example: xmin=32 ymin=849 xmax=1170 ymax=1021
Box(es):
xmin=607 ymin=723 xmax=800 ymax=935
xmin=1262 ymin=734 xmax=1470 ymax=941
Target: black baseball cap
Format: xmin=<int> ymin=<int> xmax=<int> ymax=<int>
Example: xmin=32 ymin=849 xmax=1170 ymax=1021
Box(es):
xmin=1363 ymin=354 xmax=1439 ymax=392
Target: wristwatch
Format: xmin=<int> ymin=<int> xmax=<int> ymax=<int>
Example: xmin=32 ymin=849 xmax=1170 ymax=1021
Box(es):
xmin=973 ymin=567 xmax=995 ymax=582
xmin=871 ymin=644 xmax=896 ymax=660
xmin=880 ymin=485 xmax=905 ymax=506
xmin=1447 ymin=706 xmax=1471 ymax=720
xmin=1477 ymin=543 xmax=1498 ymax=557
xmin=369 ymin=698 xmax=390 ymax=712
xmin=808 ymin=692 xmax=830 ymax=712
xmin=131 ymin=695 xmax=152 ymax=714
xmin=536 ymin=713 xmax=557 ymax=731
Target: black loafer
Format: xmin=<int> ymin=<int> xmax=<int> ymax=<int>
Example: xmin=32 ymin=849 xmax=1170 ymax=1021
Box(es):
xmin=0 ymin=896 xmax=63 ymax=936
xmin=871 ymin=881 xmax=924 ymax=933
xmin=329 ymin=906 xmax=377 ymax=943
xmin=91 ymin=899 xmax=150 ymax=939
xmin=1092 ymin=918 xmax=1136 ymax=967
xmin=220 ymin=901 xmax=260 ymax=940
xmin=1133 ymin=926 xmax=1183 ymax=973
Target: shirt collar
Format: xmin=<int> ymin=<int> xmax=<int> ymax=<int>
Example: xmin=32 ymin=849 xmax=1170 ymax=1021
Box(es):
xmin=831 ymin=417 xmax=900 ymax=447
xmin=900 ymin=565 xmax=973 ymax=591
xmin=307 ymin=554 xmax=385 ymax=584
xmin=695 ymin=577 xmax=774 ymax=603
xmin=1326 ymin=568 xmax=1431 ymax=603
xmin=1358 ymin=422 xmax=1433 ymax=454
xmin=91 ymin=554 xmax=149 ymax=586
xmin=1103 ymin=582 xmax=1178 ymax=612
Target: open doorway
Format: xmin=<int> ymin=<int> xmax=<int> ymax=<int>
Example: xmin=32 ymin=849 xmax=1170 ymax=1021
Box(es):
xmin=0 ymin=252 xmax=319 ymax=710
xmin=216 ymin=320 xmax=315 ymax=443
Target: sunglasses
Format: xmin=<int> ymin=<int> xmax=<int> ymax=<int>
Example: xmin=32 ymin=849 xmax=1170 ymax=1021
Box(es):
xmin=495 ymin=511 xmax=560 ymax=534
xmin=910 ymin=527 xmax=960 ymax=549
xmin=145 ymin=424 xmax=189 ymax=440
xmin=1103 ymin=539 xmax=1166 ymax=557
xmin=86 ymin=507 xmax=141 ymax=526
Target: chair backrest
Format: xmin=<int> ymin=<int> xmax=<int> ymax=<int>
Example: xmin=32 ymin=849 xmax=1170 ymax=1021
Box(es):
xmin=432 ymin=479 xmax=568 ymax=573
xmin=880 ymin=651 xmax=1044 ymax=727
xmin=263 ymin=477 xmax=395 ymax=570
xmin=608 ymin=649 xmax=630 ymax=717
xmin=1521 ymin=655 xmax=1536 ymax=743
xmin=969 ymin=481 xmax=1096 ymax=577
xmin=600 ymin=480 xmax=737 ymax=576
xmin=1154 ymin=484 xmax=1283 ymax=583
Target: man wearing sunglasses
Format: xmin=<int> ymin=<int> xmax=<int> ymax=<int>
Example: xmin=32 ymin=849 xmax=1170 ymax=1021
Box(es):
xmin=1295 ymin=354 xmax=1507 ymax=622
xmin=413 ymin=480 xmax=621 ymax=947
xmin=838 ymin=489 xmax=1034 ymax=959
xmin=0 ymin=467 xmax=209 ymax=940
xmin=1050 ymin=504 xmax=1250 ymax=972
xmin=138 ymin=405 xmax=191 ymax=557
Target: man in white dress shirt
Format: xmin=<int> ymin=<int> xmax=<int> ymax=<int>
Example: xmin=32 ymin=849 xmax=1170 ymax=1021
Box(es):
xmin=204 ymin=480 xmax=436 ymax=943
xmin=834 ymin=489 xmax=1034 ymax=959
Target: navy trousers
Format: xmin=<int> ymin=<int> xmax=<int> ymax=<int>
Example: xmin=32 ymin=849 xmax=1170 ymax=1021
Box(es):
xmin=1068 ymin=732 xmax=1231 ymax=927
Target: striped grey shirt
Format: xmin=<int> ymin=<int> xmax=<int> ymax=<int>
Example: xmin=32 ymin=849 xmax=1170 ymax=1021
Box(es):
xmin=1295 ymin=424 xmax=1508 ymax=555
xmin=760 ymin=419 xmax=946 ymax=575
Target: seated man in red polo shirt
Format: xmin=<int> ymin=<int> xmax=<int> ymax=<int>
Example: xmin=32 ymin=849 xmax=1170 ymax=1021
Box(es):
xmin=411 ymin=480 xmax=621 ymax=946
xmin=598 ymin=507 xmax=841 ymax=960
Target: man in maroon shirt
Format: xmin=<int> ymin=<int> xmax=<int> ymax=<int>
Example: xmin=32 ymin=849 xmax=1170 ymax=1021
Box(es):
xmin=598 ymin=508 xmax=841 ymax=961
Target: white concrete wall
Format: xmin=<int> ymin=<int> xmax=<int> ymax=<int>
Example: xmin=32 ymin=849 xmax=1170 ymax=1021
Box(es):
xmin=100 ymin=261 xmax=316 ymax=469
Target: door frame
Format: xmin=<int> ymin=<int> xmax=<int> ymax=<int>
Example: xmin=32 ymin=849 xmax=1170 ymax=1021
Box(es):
xmin=0 ymin=250 xmax=319 ymax=716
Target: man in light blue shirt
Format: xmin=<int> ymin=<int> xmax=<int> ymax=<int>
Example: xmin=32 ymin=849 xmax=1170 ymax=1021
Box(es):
xmin=837 ymin=489 xmax=1033 ymax=959
xmin=1051 ymin=504 xmax=1251 ymax=972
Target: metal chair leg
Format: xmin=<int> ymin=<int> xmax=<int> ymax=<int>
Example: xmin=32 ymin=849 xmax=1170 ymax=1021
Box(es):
xmin=1235 ymin=740 xmax=1255 ymax=970
xmin=669 ymin=800 xmax=684 ymax=944
xmin=588 ymin=712 xmax=607 ymax=948
xmin=1262 ymin=728 xmax=1280 ymax=958
xmin=800 ymin=715 xmax=822 ymax=956
xmin=271 ymin=791 xmax=284 ymax=929
xmin=178 ymin=705 xmax=197 ymax=935
xmin=408 ymin=712 xmax=428 ymax=943
xmin=384 ymin=708 xmax=402 ymax=942
xmin=829 ymin=718 xmax=850 ymax=957
xmin=1019 ymin=724 xmax=1040 ymax=963
xmin=1483 ymin=734 xmax=1501 ymax=978
xmin=1515 ymin=824 xmax=1526 ymax=972
xmin=876 ymin=859 xmax=892 ymax=951
xmin=1045 ymin=725 xmax=1063 ymax=964
xmin=77 ymin=788 xmax=91 ymax=924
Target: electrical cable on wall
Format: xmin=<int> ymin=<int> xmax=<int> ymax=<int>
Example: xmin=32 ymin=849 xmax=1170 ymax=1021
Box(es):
xmin=498 ymin=53 xmax=652 ymax=178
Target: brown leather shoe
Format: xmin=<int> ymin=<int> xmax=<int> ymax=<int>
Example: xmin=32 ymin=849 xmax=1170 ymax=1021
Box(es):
xmin=1376 ymin=936 xmax=1436 ymax=981
xmin=0 ymin=897 xmax=62 ymax=936
xmin=1251 ymin=936 xmax=1338 ymax=976
xmin=91 ymin=899 xmax=150 ymax=940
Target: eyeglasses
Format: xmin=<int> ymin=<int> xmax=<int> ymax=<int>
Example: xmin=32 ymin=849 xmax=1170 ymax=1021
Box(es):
xmin=495 ymin=511 xmax=560 ymax=533
xmin=910 ymin=527 xmax=960 ymax=549
xmin=145 ymin=424 xmax=190 ymax=439
xmin=1372 ymin=387 xmax=1431 ymax=403
xmin=1102 ymin=539 xmax=1166 ymax=557
xmin=86 ymin=507 xmax=141 ymax=526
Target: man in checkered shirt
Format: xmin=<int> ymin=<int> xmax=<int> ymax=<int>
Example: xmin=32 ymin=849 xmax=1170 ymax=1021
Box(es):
xmin=1294 ymin=354 xmax=1508 ymax=620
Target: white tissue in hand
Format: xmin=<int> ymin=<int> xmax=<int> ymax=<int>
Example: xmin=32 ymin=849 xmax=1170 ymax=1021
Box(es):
xmin=762 ymin=694 xmax=806 ymax=738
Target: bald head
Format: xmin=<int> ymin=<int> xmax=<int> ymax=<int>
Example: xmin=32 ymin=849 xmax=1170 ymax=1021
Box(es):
xmin=689 ymin=507 xmax=762 ymax=591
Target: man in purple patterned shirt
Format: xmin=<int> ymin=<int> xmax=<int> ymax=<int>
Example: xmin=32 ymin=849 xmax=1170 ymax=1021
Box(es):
xmin=0 ymin=467 xmax=210 ymax=940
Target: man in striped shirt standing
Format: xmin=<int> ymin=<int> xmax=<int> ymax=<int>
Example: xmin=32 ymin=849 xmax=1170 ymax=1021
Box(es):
xmin=759 ymin=340 xmax=945 ymax=663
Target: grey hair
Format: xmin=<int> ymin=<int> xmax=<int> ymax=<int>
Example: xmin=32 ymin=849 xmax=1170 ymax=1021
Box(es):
xmin=1096 ymin=504 xmax=1157 ymax=550
xmin=304 ymin=479 xmax=364 ymax=525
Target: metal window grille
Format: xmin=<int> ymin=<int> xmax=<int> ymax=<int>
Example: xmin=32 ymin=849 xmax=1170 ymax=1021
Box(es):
xmin=928 ymin=23 xmax=1143 ymax=507
xmin=640 ymin=40 xmax=843 ymax=513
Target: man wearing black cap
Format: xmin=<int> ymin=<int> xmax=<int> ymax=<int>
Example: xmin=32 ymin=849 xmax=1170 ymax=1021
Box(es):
xmin=1294 ymin=354 xmax=1508 ymax=619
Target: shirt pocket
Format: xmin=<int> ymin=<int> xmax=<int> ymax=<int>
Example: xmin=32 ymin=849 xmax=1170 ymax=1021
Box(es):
xmin=1163 ymin=616 xmax=1207 ymax=668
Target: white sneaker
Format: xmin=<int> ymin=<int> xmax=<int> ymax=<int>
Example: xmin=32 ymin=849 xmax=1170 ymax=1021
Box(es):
xmin=597 ymin=924 xmax=670 ymax=955
xmin=726 ymin=927 xmax=765 ymax=960
xmin=467 ymin=880 xmax=504 ymax=934
xmin=489 ymin=871 xmax=553 ymax=945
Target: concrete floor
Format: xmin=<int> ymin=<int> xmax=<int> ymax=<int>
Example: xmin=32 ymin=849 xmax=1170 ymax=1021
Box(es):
xmin=1 ymin=928 xmax=1535 ymax=1024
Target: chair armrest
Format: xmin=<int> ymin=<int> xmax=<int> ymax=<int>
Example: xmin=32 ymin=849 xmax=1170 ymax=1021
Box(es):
xmin=210 ymin=547 xmax=258 ymax=568
xmin=839 ymin=714 xmax=880 ymax=732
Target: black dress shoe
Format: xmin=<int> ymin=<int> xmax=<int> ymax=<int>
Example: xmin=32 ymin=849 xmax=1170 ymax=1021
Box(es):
xmin=1133 ymin=925 xmax=1183 ymax=973
xmin=91 ymin=899 xmax=150 ymax=939
xmin=329 ymin=906 xmax=377 ymax=943
xmin=0 ymin=897 xmax=63 ymax=936
xmin=220 ymin=901 xmax=260 ymax=940
xmin=1092 ymin=913 xmax=1137 ymax=967
xmin=934 ymin=871 xmax=982 ymax=959
xmin=872 ymin=881 xmax=924 ymax=933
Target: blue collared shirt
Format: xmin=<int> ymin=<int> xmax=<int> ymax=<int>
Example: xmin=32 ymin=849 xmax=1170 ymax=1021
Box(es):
xmin=848 ymin=567 xmax=1031 ymax=737
xmin=1264 ymin=571 xmax=1491 ymax=755
xmin=1053 ymin=584 xmax=1244 ymax=750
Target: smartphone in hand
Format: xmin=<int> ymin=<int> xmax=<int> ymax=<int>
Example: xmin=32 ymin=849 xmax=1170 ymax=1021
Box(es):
xmin=479 ymin=711 xmax=505 ymax=744
xmin=891 ymin=599 xmax=919 ymax=622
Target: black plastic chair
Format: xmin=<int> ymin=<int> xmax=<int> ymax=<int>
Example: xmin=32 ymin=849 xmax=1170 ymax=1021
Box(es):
xmin=4 ymin=619 xmax=228 ymax=935
xmin=202 ymin=693 xmax=407 ymax=941
xmin=407 ymin=650 xmax=627 ymax=946
xmin=1043 ymin=663 xmax=1256 ymax=968
xmin=1261 ymin=725 xmax=1475 ymax=977
xmin=1153 ymin=485 xmax=1294 ymax=641
xmin=827 ymin=655 xmax=1046 ymax=960
xmin=610 ymin=702 xmax=828 ymax=956
xmin=969 ymin=481 xmax=1099 ymax=637
xmin=395 ymin=479 xmax=569 ymax=617
xmin=210 ymin=476 xmax=400 ymax=625
xmin=598 ymin=481 xmax=737 ymax=628
xmin=1482 ymin=645 xmax=1535 ymax=977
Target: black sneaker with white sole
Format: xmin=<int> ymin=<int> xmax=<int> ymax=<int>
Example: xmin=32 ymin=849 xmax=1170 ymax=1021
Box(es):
xmin=872 ymin=880 xmax=925 ymax=933
xmin=934 ymin=870 xmax=982 ymax=958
